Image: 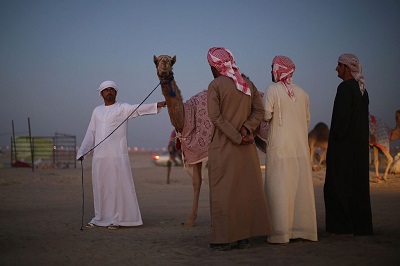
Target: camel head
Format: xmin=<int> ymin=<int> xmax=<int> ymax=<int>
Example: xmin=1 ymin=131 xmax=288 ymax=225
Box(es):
xmin=154 ymin=55 xmax=176 ymax=78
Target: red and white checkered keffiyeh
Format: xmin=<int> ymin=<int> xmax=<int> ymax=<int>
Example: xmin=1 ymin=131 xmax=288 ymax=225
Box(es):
xmin=338 ymin=53 xmax=365 ymax=95
xmin=207 ymin=47 xmax=250 ymax=96
xmin=272 ymin=55 xmax=296 ymax=100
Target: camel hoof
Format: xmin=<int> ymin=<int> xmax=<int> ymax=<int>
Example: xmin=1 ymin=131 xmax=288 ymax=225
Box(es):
xmin=181 ymin=221 xmax=195 ymax=228
xmin=312 ymin=165 xmax=320 ymax=171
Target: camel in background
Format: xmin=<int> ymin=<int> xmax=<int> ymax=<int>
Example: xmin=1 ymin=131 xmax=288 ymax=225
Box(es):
xmin=166 ymin=130 xmax=183 ymax=185
xmin=391 ymin=153 xmax=400 ymax=174
xmin=153 ymin=55 xmax=268 ymax=227
xmin=308 ymin=122 xmax=329 ymax=171
xmin=369 ymin=110 xmax=400 ymax=181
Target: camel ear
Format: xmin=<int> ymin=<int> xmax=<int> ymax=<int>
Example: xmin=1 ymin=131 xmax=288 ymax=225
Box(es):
xmin=171 ymin=56 xmax=176 ymax=66
xmin=153 ymin=55 xmax=158 ymax=66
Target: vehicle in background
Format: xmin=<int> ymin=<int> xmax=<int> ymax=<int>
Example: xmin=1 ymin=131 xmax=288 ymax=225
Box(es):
xmin=152 ymin=151 xmax=183 ymax=167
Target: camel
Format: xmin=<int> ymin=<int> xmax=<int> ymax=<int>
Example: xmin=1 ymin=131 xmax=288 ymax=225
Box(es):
xmin=154 ymin=55 xmax=268 ymax=227
xmin=166 ymin=129 xmax=185 ymax=184
xmin=369 ymin=110 xmax=400 ymax=181
xmin=308 ymin=122 xmax=329 ymax=171
xmin=391 ymin=153 xmax=400 ymax=174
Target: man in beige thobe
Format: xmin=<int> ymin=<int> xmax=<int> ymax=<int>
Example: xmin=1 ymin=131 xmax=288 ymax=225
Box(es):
xmin=207 ymin=47 xmax=272 ymax=251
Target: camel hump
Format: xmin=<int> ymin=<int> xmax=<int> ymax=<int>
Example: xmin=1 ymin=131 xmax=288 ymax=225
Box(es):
xmin=314 ymin=122 xmax=329 ymax=131
xmin=309 ymin=122 xmax=329 ymax=141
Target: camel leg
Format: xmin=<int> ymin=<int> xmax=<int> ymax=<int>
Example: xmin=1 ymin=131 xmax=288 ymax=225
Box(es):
xmin=167 ymin=153 xmax=177 ymax=184
xmin=166 ymin=160 xmax=171 ymax=184
xmin=373 ymin=146 xmax=381 ymax=181
xmin=310 ymin=143 xmax=315 ymax=166
xmin=310 ymin=143 xmax=319 ymax=171
xmin=381 ymin=148 xmax=393 ymax=181
xmin=319 ymin=148 xmax=327 ymax=167
xmin=201 ymin=159 xmax=208 ymax=180
xmin=182 ymin=162 xmax=202 ymax=227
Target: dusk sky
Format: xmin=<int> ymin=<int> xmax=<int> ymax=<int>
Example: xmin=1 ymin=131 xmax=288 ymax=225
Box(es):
xmin=1 ymin=0 xmax=399 ymax=150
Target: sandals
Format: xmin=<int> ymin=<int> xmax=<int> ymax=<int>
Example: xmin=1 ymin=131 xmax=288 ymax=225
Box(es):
xmin=107 ymin=225 xmax=120 ymax=230
xmin=85 ymin=223 xmax=98 ymax=228
xmin=85 ymin=223 xmax=120 ymax=230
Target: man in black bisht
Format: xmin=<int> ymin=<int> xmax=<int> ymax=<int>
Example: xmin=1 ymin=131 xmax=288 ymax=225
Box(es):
xmin=324 ymin=53 xmax=373 ymax=237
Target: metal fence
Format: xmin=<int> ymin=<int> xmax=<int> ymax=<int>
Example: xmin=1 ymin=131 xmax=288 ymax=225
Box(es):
xmin=11 ymin=133 xmax=76 ymax=169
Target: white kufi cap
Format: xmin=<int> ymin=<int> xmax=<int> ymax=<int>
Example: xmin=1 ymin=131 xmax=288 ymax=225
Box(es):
xmin=97 ymin=80 xmax=118 ymax=95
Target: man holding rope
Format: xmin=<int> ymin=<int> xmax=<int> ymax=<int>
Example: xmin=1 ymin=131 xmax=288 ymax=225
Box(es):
xmin=77 ymin=80 xmax=166 ymax=230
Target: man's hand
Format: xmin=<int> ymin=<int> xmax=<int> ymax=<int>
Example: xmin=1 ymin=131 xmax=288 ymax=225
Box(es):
xmin=240 ymin=126 xmax=248 ymax=138
xmin=157 ymin=101 xmax=167 ymax=108
xmin=77 ymin=156 xmax=84 ymax=161
xmin=240 ymin=126 xmax=254 ymax=145
xmin=241 ymin=134 xmax=254 ymax=145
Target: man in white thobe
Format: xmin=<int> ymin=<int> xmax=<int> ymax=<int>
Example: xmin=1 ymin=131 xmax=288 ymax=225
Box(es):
xmin=77 ymin=80 xmax=166 ymax=229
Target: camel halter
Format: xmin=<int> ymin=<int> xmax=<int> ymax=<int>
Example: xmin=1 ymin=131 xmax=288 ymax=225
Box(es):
xmin=159 ymin=74 xmax=176 ymax=97
xmin=79 ymin=81 xmax=161 ymax=230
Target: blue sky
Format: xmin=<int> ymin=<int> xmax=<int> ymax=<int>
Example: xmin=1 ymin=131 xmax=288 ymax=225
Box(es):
xmin=1 ymin=0 xmax=399 ymax=150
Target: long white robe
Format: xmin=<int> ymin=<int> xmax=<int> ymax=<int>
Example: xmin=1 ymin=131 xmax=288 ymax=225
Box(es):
xmin=263 ymin=82 xmax=318 ymax=243
xmin=77 ymin=102 xmax=160 ymax=227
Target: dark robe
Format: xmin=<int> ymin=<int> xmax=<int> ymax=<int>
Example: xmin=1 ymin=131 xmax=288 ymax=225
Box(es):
xmin=324 ymin=79 xmax=373 ymax=235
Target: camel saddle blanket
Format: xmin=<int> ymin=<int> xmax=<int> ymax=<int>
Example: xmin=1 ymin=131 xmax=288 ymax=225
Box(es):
xmin=179 ymin=90 xmax=269 ymax=164
xmin=180 ymin=90 xmax=212 ymax=165
xmin=369 ymin=114 xmax=391 ymax=150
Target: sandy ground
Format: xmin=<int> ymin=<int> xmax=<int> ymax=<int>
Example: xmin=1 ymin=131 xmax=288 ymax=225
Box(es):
xmin=1 ymin=151 xmax=400 ymax=266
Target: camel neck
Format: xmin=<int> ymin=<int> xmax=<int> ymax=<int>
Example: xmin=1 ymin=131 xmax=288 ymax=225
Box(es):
xmin=159 ymin=75 xmax=174 ymax=85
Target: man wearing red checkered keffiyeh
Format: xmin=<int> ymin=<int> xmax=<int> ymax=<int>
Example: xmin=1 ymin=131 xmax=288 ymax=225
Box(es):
xmin=324 ymin=53 xmax=373 ymax=237
xmin=207 ymin=47 xmax=250 ymax=96
xmin=262 ymin=55 xmax=317 ymax=244
xmin=272 ymin=55 xmax=296 ymax=100
xmin=338 ymin=53 xmax=365 ymax=95
xmin=206 ymin=47 xmax=272 ymax=250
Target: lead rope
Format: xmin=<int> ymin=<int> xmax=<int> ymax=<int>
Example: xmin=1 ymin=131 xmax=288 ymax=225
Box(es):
xmin=80 ymin=160 xmax=84 ymax=230
xmin=79 ymin=81 xmax=161 ymax=230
